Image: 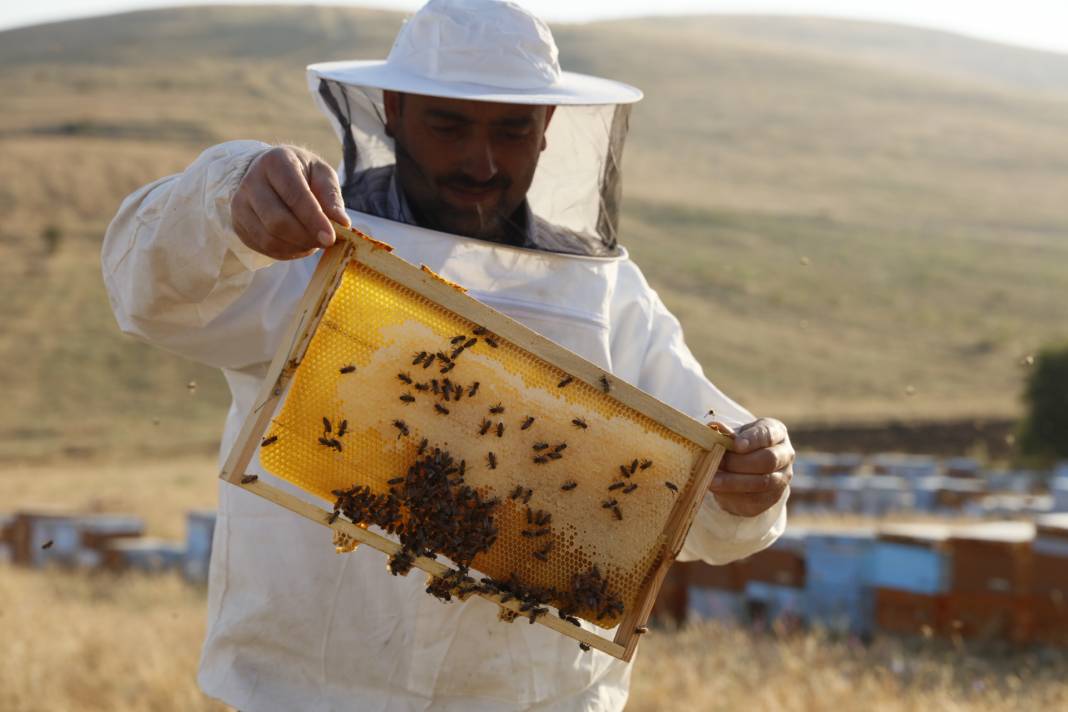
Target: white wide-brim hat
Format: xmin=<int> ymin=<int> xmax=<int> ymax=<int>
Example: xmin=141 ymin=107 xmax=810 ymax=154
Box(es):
xmin=307 ymin=0 xmax=642 ymax=106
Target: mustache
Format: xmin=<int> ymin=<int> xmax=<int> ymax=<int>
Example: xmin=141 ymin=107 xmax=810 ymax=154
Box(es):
xmin=438 ymin=173 xmax=512 ymax=192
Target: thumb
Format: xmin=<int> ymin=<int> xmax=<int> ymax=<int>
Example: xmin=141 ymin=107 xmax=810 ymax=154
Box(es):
xmin=308 ymin=161 xmax=350 ymax=229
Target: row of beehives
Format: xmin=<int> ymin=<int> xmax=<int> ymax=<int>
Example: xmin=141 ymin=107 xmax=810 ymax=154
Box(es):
xmin=787 ymin=457 xmax=1068 ymax=517
xmin=0 ymin=508 xmax=216 ymax=581
xmin=654 ymin=514 xmax=1068 ymax=644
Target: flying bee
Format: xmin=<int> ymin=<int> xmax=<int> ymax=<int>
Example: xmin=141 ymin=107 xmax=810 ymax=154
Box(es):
xmin=599 ymin=375 xmax=611 ymax=393
xmin=489 ymin=403 xmax=504 ymax=414
xmin=337 ymin=420 xmax=348 ymax=438
xmin=557 ymin=375 xmax=573 ymax=388
xmin=392 ymin=420 xmax=410 ymax=437
xmin=561 ymin=481 xmax=577 ymax=491
xmin=484 ymin=337 xmax=498 ymax=348
xmin=399 ymin=393 xmax=416 ymax=404
xmin=533 ymin=442 xmax=549 ymax=451
xmin=397 ymin=372 xmax=413 ymax=384
xmin=450 ymin=334 xmax=467 ymax=345
xmin=496 ymin=422 xmax=505 ymax=438
xmin=434 ymin=403 xmax=450 ymax=415
xmin=572 ymin=417 xmax=588 ymax=429
xmin=322 ymin=417 xmax=332 ymax=433
xmin=623 ymin=483 xmax=638 ymax=494
xmin=468 ymin=382 xmax=480 ymax=397
xmin=487 ymin=452 xmax=497 ymax=470
xmin=608 ymin=481 xmax=625 ymax=491
xmin=521 ymin=416 xmax=535 ymax=430
xmin=42 ymin=539 xmax=54 ymax=550
xmin=240 ymin=474 xmax=258 ymax=485
xmin=260 ymin=435 xmax=278 ymax=447
xmin=412 ymin=351 xmax=428 ymax=365
xmin=639 ymin=459 xmax=653 ymax=470
xmin=339 ymin=364 xmax=356 ymax=374
xmin=479 ymin=419 xmax=492 ymax=436
xmin=665 ymin=481 xmax=679 ymax=493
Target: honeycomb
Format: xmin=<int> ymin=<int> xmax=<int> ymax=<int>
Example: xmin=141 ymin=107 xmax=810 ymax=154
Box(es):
xmin=259 ymin=259 xmax=706 ymax=629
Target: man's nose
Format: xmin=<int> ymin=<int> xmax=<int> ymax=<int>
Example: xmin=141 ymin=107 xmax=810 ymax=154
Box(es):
xmin=461 ymin=139 xmax=498 ymax=182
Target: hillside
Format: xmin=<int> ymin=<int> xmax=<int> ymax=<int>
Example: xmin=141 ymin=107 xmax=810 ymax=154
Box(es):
xmin=0 ymin=6 xmax=1065 ymax=461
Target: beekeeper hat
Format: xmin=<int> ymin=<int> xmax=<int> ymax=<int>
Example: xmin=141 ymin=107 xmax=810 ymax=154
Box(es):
xmin=308 ymin=0 xmax=642 ymax=105
xmin=308 ymin=0 xmax=642 ymax=252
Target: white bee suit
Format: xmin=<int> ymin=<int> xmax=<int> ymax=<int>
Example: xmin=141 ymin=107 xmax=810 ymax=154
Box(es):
xmin=102 ymin=139 xmax=787 ymax=711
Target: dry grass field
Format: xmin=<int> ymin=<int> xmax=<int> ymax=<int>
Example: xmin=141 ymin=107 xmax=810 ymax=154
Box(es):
xmin=3 ymin=564 xmax=1067 ymax=712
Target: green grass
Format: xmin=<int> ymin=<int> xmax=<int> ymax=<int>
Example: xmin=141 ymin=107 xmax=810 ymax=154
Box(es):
xmin=0 ymin=6 xmax=1065 ymax=460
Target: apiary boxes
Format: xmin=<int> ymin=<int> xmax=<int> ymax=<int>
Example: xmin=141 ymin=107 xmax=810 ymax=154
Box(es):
xmin=8 ymin=510 xmax=143 ymax=568
xmin=913 ymin=477 xmax=986 ymax=513
xmin=1028 ymin=514 xmax=1068 ymax=644
xmin=874 ymin=588 xmax=944 ymax=637
xmin=183 ymin=510 xmax=216 ymax=583
xmin=803 ymin=529 xmax=876 ymax=635
xmin=744 ymin=581 xmax=806 ymax=631
xmin=870 ymin=454 xmax=939 ymax=483
xmin=948 ymin=521 xmax=1034 ymax=595
xmin=871 ymin=523 xmax=952 ymax=595
xmin=103 ymin=538 xmax=185 ymax=573
xmin=742 ymin=528 xmax=806 ymax=588
xmin=1052 ymin=474 xmax=1068 ymax=513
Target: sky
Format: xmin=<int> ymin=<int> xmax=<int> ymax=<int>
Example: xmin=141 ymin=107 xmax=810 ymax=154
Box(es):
xmin=2 ymin=0 xmax=1068 ymax=56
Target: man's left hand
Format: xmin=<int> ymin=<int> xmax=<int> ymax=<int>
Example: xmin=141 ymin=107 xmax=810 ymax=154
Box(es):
xmin=708 ymin=418 xmax=793 ymax=518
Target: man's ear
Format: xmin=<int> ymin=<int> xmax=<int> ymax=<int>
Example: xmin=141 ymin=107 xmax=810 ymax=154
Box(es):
xmin=540 ymin=105 xmax=556 ymax=152
xmin=383 ymin=90 xmax=403 ymax=139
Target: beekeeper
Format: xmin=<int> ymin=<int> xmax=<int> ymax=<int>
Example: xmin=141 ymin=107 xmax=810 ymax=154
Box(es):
xmin=102 ymin=0 xmax=793 ymax=709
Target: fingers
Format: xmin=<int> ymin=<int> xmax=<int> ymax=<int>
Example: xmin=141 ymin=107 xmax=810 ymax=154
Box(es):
xmin=731 ymin=418 xmax=788 ymax=454
xmin=263 ymin=151 xmax=335 ymax=246
xmin=308 ymin=159 xmax=350 ymax=229
xmin=723 ymin=442 xmax=794 ymax=475
xmin=233 ymin=204 xmax=317 ymax=261
xmin=709 ymin=469 xmax=792 ymax=495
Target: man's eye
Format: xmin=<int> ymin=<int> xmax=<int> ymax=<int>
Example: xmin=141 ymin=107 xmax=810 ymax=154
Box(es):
xmin=429 ymin=124 xmax=463 ymax=138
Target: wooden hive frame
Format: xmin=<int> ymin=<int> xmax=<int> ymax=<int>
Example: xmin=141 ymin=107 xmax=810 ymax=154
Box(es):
xmin=220 ymin=221 xmax=731 ymax=661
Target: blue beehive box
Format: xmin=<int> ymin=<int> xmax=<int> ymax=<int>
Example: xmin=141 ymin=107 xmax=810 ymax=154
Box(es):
xmin=869 ymin=523 xmax=952 ymax=595
xmin=805 ymin=529 xmax=876 ymax=635
xmin=744 ymin=581 xmax=807 ymax=628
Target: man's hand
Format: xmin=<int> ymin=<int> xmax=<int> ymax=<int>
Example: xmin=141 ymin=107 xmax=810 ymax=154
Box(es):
xmin=708 ymin=418 xmax=793 ymax=518
xmin=231 ymin=145 xmax=350 ymax=260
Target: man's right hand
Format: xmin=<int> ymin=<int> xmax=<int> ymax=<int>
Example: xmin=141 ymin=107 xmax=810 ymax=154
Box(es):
xmin=231 ymin=145 xmax=351 ymax=260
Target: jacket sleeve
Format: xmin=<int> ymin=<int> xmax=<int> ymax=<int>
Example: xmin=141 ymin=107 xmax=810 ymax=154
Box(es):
xmin=610 ymin=262 xmax=788 ymax=566
xmin=101 ymin=140 xmax=317 ymax=370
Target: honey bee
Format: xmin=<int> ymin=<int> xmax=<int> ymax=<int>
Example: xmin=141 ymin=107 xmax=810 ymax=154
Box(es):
xmin=484 ymin=337 xmax=499 ymax=348
xmin=665 ymin=481 xmax=679 ymax=493
xmin=601 ymin=499 xmax=618 ymax=509
xmin=533 ymin=455 xmax=549 ymax=464
xmin=612 ymin=506 xmax=623 ymax=521
xmin=337 ymin=420 xmax=348 ymax=438
xmin=339 ymin=364 xmax=356 ymax=374
xmin=434 ymin=404 xmax=450 ymax=415
xmin=450 ymin=347 xmax=464 ymax=360
xmin=398 ymin=372 xmax=413 ymax=384
xmin=418 ymin=438 xmax=428 ymax=454
xmin=619 ymin=465 xmax=630 ymax=478
xmin=487 ymin=452 xmax=497 ymax=469
xmin=450 ymin=335 xmax=467 ymax=345
xmin=388 ymin=477 xmax=405 ymax=485
xmin=399 ymin=393 xmax=416 ymax=404
xmin=473 ymin=326 xmax=487 ymax=335
xmin=510 ymin=485 xmax=524 ymax=500
xmin=42 ymin=539 xmax=54 ymax=550
xmin=463 ymin=338 xmax=477 ymax=349
xmin=579 ymin=642 xmax=591 ymax=652
xmin=639 ymin=459 xmax=653 ymax=470
xmin=392 ymin=420 xmax=410 ymax=437
xmin=440 ymin=362 xmax=456 ymax=374
xmin=322 ymin=417 xmax=332 ymax=433
xmin=468 ymin=382 xmax=480 ymax=397
xmin=496 ymin=422 xmax=505 ymax=438
xmin=546 ymin=452 xmax=562 ymax=460
xmin=706 ymin=408 xmax=715 ymax=417
xmin=561 ymin=481 xmax=577 ymax=491
xmin=622 ymin=483 xmax=638 ymax=494
xmin=635 ymin=626 xmax=649 ymax=635
xmin=479 ymin=419 xmax=492 ymax=436
xmin=489 ymin=403 xmax=504 ymax=414
xmin=412 ymin=351 xmax=428 ymax=365
xmin=415 ymin=382 xmax=430 ymax=392
xmin=608 ymin=482 xmax=625 ymax=491
xmin=599 ymin=375 xmax=611 ymax=393
xmin=240 ymin=474 xmax=259 ymax=484
xmin=327 ymin=510 xmax=340 ymax=525
xmin=521 ymin=416 xmax=535 ymax=430
xmin=319 ymin=437 xmax=343 ymax=452
xmin=571 ymin=417 xmax=588 ymax=429
xmin=533 ymin=442 xmax=549 ymax=451
xmin=521 ymin=488 xmax=533 ymax=504
xmin=260 ymin=435 xmax=278 ymax=447
xmin=557 ymin=375 xmax=573 ymax=388
xmin=422 ymin=355 xmax=435 ymax=369
xmin=553 ymin=443 xmax=567 ymax=452
xmin=630 ymin=459 xmax=638 ymax=474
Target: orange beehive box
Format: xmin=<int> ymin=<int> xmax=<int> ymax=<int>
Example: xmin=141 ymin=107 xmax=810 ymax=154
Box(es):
xmin=874 ymin=587 xmax=945 ymax=637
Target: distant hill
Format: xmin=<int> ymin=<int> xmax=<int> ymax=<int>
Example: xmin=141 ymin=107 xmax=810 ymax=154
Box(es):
xmin=0 ymin=6 xmax=1065 ymax=461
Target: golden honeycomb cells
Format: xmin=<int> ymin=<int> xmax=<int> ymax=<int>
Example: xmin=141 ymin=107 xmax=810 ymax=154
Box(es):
xmin=259 ymin=260 xmax=706 ymax=628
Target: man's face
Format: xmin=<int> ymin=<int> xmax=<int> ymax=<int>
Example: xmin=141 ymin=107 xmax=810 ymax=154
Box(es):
xmin=383 ymin=91 xmax=555 ymax=242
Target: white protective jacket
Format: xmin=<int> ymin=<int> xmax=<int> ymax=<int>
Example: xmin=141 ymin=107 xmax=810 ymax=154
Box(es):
xmin=102 ymin=140 xmax=788 ymax=712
